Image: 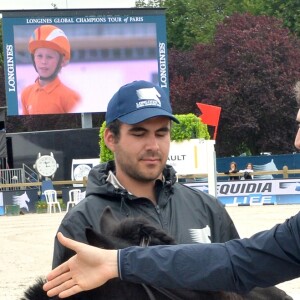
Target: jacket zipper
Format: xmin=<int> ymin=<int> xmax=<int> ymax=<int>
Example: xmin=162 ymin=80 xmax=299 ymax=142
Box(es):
xmin=155 ymin=204 xmax=167 ymax=230
xmin=155 ymin=204 xmax=161 ymax=214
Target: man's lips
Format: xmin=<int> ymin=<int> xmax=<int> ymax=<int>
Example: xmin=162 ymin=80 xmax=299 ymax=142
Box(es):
xmin=140 ymin=158 xmax=161 ymax=165
xmin=141 ymin=156 xmax=161 ymax=161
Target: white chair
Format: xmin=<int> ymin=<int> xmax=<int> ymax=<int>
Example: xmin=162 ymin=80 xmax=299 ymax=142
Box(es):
xmin=66 ymin=189 xmax=82 ymax=212
xmin=44 ymin=190 xmax=61 ymax=213
xmin=80 ymin=190 xmax=86 ymax=202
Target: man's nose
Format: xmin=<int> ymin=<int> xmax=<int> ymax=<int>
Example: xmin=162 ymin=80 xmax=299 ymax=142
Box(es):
xmin=145 ymin=135 xmax=159 ymax=150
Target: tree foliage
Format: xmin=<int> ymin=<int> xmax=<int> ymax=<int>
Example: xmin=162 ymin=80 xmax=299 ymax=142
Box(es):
xmin=135 ymin=0 xmax=164 ymax=8
xmin=171 ymin=113 xmax=210 ymax=141
xmin=262 ymin=1 xmax=300 ymax=37
xmin=168 ymin=13 xmax=300 ymax=156
xmin=225 ymin=0 xmax=300 ymax=37
xmin=136 ymin=0 xmax=300 ymax=50
xmin=136 ymin=0 xmax=227 ymax=49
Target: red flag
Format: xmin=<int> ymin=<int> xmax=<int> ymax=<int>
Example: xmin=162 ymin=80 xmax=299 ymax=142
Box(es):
xmin=197 ymin=103 xmax=221 ymax=140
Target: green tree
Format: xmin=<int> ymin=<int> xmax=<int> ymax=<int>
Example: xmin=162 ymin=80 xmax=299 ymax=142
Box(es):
xmin=225 ymin=0 xmax=300 ymax=37
xmin=136 ymin=0 xmax=227 ymax=49
xmin=136 ymin=0 xmax=163 ymax=7
xmin=137 ymin=0 xmax=300 ymax=50
xmin=168 ymin=13 xmax=300 ymax=156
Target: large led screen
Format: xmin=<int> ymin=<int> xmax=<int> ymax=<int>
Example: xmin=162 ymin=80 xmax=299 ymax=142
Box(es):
xmin=2 ymin=8 xmax=168 ymax=116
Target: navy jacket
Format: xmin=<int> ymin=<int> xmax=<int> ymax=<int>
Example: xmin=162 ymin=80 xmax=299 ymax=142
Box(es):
xmin=119 ymin=212 xmax=300 ymax=293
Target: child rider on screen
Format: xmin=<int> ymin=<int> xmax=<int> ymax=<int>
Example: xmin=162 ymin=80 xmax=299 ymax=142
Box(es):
xmin=21 ymin=25 xmax=81 ymax=115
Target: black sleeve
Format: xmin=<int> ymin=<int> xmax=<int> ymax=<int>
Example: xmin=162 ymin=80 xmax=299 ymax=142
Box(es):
xmin=52 ymin=212 xmax=90 ymax=269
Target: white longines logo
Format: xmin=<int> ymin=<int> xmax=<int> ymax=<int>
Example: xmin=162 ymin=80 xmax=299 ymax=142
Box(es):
xmin=189 ymin=226 xmax=212 ymax=243
xmin=136 ymin=87 xmax=161 ymax=108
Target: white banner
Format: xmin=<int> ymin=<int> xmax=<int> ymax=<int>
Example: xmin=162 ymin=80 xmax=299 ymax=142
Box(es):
xmin=168 ymin=139 xmax=215 ymax=175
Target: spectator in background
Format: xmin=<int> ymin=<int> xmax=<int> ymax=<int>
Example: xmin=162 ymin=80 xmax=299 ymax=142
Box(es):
xmin=240 ymin=162 xmax=254 ymax=180
xmin=225 ymin=161 xmax=239 ymax=180
xmin=21 ymin=25 xmax=81 ymax=115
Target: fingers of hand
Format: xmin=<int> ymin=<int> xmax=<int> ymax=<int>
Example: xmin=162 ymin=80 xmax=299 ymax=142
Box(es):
xmin=57 ymin=232 xmax=78 ymax=251
xmin=46 ymin=261 xmax=70 ymax=281
xmin=44 ymin=271 xmax=72 ymax=293
xmin=45 ymin=276 xmax=82 ymax=298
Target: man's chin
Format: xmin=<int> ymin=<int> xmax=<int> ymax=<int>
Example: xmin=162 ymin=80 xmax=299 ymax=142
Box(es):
xmin=139 ymin=170 xmax=163 ymax=182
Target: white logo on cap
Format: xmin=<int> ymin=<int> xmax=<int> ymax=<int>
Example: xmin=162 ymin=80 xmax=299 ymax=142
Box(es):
xmin=136 ymin=87 xmax=161 ymax=108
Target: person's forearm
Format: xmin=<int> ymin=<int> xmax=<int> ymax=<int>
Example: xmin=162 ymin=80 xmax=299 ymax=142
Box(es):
xmin=119 ymin=213 xmax=300 ymax=293
xmin=119 ymin=243 xmax=239 ymax=291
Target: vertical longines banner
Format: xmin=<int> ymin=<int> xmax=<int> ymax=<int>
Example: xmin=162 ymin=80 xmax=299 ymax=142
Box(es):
xmin=1 ymin=8 xmax=168 ymax=116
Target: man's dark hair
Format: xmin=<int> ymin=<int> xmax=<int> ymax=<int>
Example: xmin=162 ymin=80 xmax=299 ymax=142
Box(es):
xmin=106 ymin=119 xmax=121 ymax=142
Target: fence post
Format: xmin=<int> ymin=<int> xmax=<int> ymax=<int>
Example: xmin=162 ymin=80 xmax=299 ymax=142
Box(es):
xmin=83 ymin=176 xmax=88 ymax=187
xmin=283 ymin=165 xmax=288 ymax=179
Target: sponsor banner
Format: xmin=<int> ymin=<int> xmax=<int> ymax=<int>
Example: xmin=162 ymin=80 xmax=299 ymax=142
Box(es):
xmin=186 ymin=178 xmax=300 ymax=205
xmin=1 ymin=189 xmax=39 ymax=214
xmin=168 ymin=139 xmax=215 ymax=175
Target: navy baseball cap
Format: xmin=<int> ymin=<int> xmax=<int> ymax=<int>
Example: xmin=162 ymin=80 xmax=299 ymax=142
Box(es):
xmin=105 ymin=80 xmax=179 ymax=125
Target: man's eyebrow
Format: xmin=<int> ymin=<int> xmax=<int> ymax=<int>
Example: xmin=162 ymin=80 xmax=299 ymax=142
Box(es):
xmin=128 ymin=126 xmax=147 ymax=132
xmin=128 ymin=126 xmax=170 ymax=132
xmin=157 ymin=126 xmax=170 ymax=132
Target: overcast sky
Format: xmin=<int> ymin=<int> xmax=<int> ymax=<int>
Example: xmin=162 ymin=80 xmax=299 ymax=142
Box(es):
xmin=0 ymin=0 xmax=137 ymax=10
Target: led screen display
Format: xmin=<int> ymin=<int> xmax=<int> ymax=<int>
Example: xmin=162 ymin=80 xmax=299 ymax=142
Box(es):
xmin=2 ymin=8 xmax=168 ymax=115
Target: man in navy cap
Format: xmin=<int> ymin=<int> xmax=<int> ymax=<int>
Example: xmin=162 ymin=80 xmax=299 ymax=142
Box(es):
xmin=52 ymin=79 xmax=237 ymax=273
xmin=51 ymin=80 xmax=289 ymax=299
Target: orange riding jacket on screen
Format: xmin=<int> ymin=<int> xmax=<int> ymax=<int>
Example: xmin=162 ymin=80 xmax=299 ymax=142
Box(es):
xmin=21 ymin=77 xmax=80 ymax=115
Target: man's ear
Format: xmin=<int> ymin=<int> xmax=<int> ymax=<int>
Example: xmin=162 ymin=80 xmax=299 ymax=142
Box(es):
xmin=104 ymin=128 xmax=116 ymax=152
